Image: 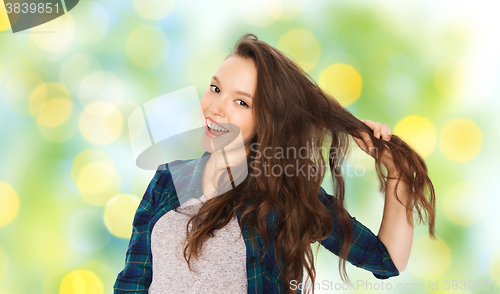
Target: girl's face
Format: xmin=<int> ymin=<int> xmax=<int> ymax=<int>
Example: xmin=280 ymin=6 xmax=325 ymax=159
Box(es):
xmin=200 ymin=55 xmax=257 ymax=151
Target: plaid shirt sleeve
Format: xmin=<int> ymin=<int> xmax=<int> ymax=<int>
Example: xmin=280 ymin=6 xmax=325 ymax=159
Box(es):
xmin=113 ymin=167 xmax=168 ymax=293
xmin=318 ymin=186 xmax=400 ymax=279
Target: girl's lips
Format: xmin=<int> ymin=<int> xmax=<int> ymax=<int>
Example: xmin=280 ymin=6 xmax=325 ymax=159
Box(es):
xmin=207 ymin=117 xmax=225 ymax=129
xmin=201 ymin=121 xmax=241 ymax=154
xmin=204 ymin=126 xmax=230 ymax=138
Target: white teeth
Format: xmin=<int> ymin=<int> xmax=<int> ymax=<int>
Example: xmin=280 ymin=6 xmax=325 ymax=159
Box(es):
xmin=206 ymin=119 xmax=229 ymax=132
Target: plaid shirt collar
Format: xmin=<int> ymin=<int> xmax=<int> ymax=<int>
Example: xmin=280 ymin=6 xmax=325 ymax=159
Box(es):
xmin=170 ymin=150 xmax=248 ymax=205
xmin=169 ymin=151 xmax=211 ymax=204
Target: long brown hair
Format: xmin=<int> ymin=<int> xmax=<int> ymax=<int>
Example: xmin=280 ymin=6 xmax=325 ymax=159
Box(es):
xmin=182 ymin=34 xmax=436 ymax=293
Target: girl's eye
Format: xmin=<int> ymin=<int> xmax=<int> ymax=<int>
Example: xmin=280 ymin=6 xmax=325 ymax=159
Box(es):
xmin=210 ymin=84 xmax=220 ymax=94
xmin=236 ymin=99 xmax=250 ymax=108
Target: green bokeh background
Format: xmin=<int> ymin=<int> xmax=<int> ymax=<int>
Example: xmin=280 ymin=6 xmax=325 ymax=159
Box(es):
xmin=1 ymin=0 xmax=499 ymax=293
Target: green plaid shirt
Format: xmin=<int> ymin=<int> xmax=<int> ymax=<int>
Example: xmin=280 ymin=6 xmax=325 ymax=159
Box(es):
xmin=114 ymin=151 xmax=399 ymax=293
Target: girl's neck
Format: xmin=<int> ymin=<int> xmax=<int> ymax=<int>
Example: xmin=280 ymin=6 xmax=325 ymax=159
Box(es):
xmin=201 ymin=148 xmax=248 ymax=200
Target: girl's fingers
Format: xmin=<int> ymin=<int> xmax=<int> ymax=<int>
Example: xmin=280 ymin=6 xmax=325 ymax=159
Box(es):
xmin=357 ymin=120 xmax=394 ymax=162
xmin=361 ymin=119 xmax=392 ymax=141
xmin=381 ymin=124 xmax=392 ymax=141
xmin=362 ymin=119 xmax=382 ymax=138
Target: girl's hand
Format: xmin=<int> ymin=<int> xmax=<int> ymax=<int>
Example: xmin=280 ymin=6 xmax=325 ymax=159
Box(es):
xmin=353 ymin=119 xmax=398 ymax=176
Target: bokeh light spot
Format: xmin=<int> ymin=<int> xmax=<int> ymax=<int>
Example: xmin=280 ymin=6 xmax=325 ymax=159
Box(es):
xmin=394 ymin=115 xmax=437 ymax=158
xmin=71 ymin=149 xmax=112 ymax=181
xmin=59 ymin=269 xmax=103 ymax=294
xmin=277 ymin=29 xmax=321 ymax=72
xmin=439 ymin=118 xmax=482 ymax=162
xmin=36 ymin=99 xmax=73 ymax=128
xmin=75 ymin=161 xmax=119 ymax=206
xmin=76 ymin=162 xmax=115 ymax=195
xmin=319 ymin=63 xmax=362 ymax=107
xmin=0 ymin=182 xmax=20 ymax=227
xmin=443 ymin=182 xmax=485 ymax=226
xmin=0 ymin=0 xmax=10 ymax=31
xmin=133 ymin=0 xmax=175 ymax=20
xmin=37 ymin=109 xmax=79 ymax=143
xmin=104 ymin=194 xmax=141 ymax=239
xmin=410 ymin=236 xmax=451 ymax=279
xmin=79 ymin=101 xmax=123 ymax=145
xmin=29 ymin=82 xmax=71 ymax=116
xmin=71 ymin=150 xmax=121 ymax=206
xmin=78 ymin=260 xmax=115 ymax=293
xmin=28 ymin=82 xmax=78 ymax=143
xmin=126 ymin=25 xmax=169 ymax=69
xmin=31 ymin=14 xmax=75 ymax=52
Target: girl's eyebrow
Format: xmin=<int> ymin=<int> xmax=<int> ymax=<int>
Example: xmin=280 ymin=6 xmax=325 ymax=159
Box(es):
xmin=212 ymin=75 xmax=253 ymax=100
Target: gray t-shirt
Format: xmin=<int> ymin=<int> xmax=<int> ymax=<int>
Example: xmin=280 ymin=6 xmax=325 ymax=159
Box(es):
xmin=149 ymin=195 xmax=247 ymax=293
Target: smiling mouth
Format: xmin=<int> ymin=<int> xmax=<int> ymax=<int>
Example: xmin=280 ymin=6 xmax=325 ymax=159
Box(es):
xmin=206 ymin=119 xmax=229 ymax=132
